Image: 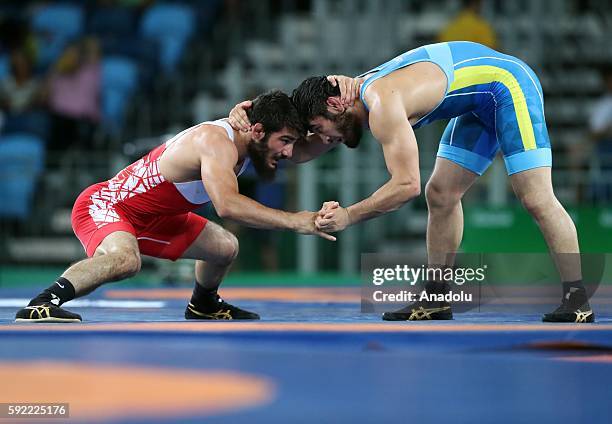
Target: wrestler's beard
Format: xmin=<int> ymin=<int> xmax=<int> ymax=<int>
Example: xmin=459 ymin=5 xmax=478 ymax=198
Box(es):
xmin=334 ymin=110 xmax=363 ymax=148
xmin=247 ymin=137 xmax=277 ymax=182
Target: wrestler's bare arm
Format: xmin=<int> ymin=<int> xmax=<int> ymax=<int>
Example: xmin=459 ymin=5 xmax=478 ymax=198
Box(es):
xmin=319 ymin=90 xmax=421 ymax=230
xmin=199 ymin=134 xmax=335 ymax=240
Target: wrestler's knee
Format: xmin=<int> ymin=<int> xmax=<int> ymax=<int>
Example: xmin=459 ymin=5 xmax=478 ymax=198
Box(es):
xmin=95 ymin=231 xmax=141 ymax=278
xmin=116 ymin=248 xmax=142 ymax=277
xmin=516 ymin=189 xmax=555 ymax=222
xmin=425 ymin=178 xmax=462 ymax=210
xmin=216 ymin=230 xmax=239 ymax=265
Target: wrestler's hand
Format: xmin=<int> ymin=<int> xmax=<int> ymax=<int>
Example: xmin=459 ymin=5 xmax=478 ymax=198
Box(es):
xmin=327 ymin=75 xmax=360 ymax=107
xmin=316 ymin=205 xmax=351 ymax=233
xmin=317 ymin=201 xmax=340 ymax=224
xmin=228 ymin=100 xmax=252 ymax=132
xmin=293 ymin=211 xmax=336 ymax=241
xmin=319 ymin=201 xmax=340 ymax=216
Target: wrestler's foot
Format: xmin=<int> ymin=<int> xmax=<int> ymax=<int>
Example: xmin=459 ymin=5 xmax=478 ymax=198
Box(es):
xmin=543 ymin=283 xmax=594 ymax=323
xmin=382 ymin=302 xmax=452 ymax=321
xmin=382 ymin=280 xmax=453 ymax=321
xmin=15 ymin=304 xmax=82 ymax=323
xmin=185 ymin=294 xmax=260 ymax=320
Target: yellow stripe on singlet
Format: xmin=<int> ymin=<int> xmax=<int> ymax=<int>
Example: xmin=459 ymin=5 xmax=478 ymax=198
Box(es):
xmin=449 ymin=65 xmax=537 ymax=150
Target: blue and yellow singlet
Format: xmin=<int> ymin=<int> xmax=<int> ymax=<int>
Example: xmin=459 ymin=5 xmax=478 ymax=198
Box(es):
xmin=359 ymin=41 xmax=551 ymax=175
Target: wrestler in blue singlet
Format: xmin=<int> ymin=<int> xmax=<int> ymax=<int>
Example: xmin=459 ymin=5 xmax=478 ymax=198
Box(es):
xmin=359 ymin=41 xmax=550 ymax=175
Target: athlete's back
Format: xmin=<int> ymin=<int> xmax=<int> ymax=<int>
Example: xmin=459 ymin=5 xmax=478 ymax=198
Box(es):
xmin=359 ymin=41 xmax=550 ymax=176
xmin=360 ymin=41 xmax=542 ymax=126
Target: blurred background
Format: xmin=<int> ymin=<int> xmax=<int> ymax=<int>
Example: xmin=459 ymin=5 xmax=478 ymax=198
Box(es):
xmin=0 ymin=0 xmax=611 ymax=288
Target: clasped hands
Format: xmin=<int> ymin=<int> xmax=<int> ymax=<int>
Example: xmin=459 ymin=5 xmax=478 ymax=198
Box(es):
xmin=315 ymin=201 xmax=351 ymax=233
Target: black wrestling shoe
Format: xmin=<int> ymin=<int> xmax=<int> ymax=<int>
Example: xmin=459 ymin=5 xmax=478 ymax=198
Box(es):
xmin=382 ymin=281 xmax=453 ymax=321
xmin=382 ymin=303 xmax=452 ymax=321
xmin=185 ymin=295 xmax=260 ymax=320
xmin=15 ymin=304 xmax=82 ymax=323
xmin=542 ymin=302 xmax=594 ymax=323
xmin=543 ymin=285 xmax=595 ymax=323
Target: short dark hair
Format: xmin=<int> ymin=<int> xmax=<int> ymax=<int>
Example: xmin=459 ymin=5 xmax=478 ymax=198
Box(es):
xmin=291 ymin=76 xmax=340 ymax=126
xmin=246 ymin=89 xmax=305 ymax=136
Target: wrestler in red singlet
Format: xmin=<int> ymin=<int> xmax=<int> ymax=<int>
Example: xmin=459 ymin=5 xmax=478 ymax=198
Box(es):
xmin=71 ymin=120 xmax=246 ymax=260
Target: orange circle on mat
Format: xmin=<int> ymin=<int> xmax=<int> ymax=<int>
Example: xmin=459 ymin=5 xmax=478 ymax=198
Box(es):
xmin=0 ymin=361 xmax=275 ymax=421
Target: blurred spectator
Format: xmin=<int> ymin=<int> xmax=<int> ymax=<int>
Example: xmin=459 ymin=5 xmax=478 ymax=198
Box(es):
xmin=45 ymin=37 xmax=101 ymax=151
xmin=0 ymin=49 xmax=42 ymax=114
xmin=0 ymin=49 xmax=49 ymax=140
xmin=437 ymin=0 xmax=498 ymax=50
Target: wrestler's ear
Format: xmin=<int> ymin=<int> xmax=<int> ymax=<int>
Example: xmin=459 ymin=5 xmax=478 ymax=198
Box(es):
xmin=326 ymin=96 xmax=344 ymax=113
xmin=251 ymin=123 xmax=265 ymax=141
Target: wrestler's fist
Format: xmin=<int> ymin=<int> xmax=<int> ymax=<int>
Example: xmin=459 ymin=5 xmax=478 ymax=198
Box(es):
xmin=315 ymin=206 xmax=351 ymax=233
xmin=318 ymin=201 xmax=340 ymax=216
xmin=293 ymin=211 xmax=336 ymax=241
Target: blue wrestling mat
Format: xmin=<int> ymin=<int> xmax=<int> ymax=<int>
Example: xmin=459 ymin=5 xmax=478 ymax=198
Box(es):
xmin=1 ymin=286 xmax=611 ymax=423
